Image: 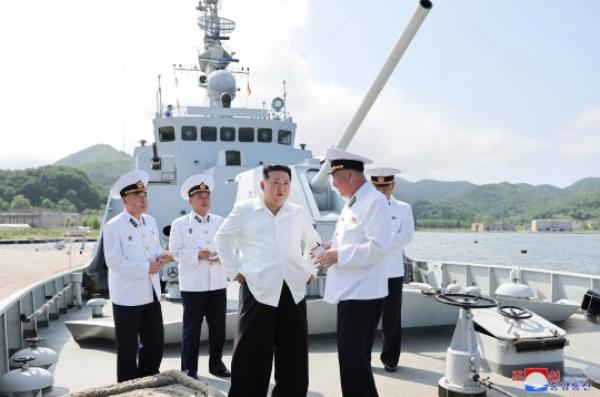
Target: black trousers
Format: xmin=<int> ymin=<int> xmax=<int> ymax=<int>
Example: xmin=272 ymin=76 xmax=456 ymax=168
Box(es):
xmin=337 ymin=298 xmax=383 ymax=397
xmin=112 ymin=293 xmax=164 ymax=382
xmin=380 ymin=276 xmax=404 ymax=367
xmin=228 ymin=282 xmax=308 ymax=397
xmin=180 ymin=289 xmax=227 ymax=376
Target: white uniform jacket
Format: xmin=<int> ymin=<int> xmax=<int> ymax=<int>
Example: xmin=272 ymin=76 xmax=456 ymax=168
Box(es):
xmin=323 ymin=183 xmax=391 ymax=304
xmin=214 ymin=197 xmax=321 ymax=307
xmin=169 ymin=212 xmax=228 ymax=292
xmin=381 ymin=198 xmax=414 ymax=278
xmin=103 ymin=210 xmax=163 ymax=306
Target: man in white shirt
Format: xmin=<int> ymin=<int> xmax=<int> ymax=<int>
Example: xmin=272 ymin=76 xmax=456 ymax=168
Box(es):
xmin=103 ymin=170 xmax=172 ymax=382
xmin=314 ymin=148 xmax=391 ymax=397
xmin=169 ymin=174 xmax=230 ymax=379
xmin=368 ymin=167 xmax=414 ymax=373
xmin=214 ymin=164 xmax=321 ymax=397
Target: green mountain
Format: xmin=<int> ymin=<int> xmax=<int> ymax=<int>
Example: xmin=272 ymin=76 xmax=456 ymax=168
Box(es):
xmin=0 ymin=166 xmax=105 ymax=212
xmin=55 ymin=144 xmax=132 ymax=189
xmin=394 ymin=178 xmax=475 ymax=204
xmin=564 ymin=177 xmax=600 ymax=194
xmin=393 ymin=178 xmax=600 ymax=228
xmin=440 ymin=182 xmax=565 ymax=219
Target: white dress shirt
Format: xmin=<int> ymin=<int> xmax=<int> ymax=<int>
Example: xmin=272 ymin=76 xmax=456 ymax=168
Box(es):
xmin=381 ymin=198 xmax=414 ymax=278
xmin=323 ymin=182 xmax=391 ymax=304
xmin=103 ymin=210 xmax=163 ymax=306
xmin=169 ymin=211 xmax=228 ymax=292
xmin=214 ymin=197 xmax=321 ymax=307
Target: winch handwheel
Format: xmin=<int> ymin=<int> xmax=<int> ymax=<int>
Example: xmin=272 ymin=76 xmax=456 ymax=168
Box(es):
xmin=497 ymin=305 xmax=533 ymax=319
xmin=435 ymin=293 xmax=497 ymax=309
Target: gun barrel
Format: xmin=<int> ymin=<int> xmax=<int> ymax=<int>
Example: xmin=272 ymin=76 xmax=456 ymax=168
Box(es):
xmin=310 ymin=0 xmax=433 ymax=192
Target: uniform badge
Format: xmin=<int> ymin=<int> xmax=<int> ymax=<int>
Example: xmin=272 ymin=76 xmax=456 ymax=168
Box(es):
xmin=351 ymin=216 xmax=358 ymax=223
xmin=188 ymin=228 xmax=193 ymax=234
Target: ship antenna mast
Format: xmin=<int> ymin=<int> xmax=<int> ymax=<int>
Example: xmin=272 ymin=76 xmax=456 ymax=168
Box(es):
xmin=282 ymin=80 xmax=287 ymax=119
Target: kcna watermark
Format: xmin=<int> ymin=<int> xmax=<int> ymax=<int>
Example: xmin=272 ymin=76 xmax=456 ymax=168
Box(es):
xmin=512 ymin=368 xmax=592 ymax=393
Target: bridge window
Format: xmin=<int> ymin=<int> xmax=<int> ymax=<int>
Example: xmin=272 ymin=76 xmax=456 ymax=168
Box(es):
xmin=181 ymin=126 xmax=197 ymax=141
xmin=257 ymin=128 xmax=272 ymax=143
xmin=159 ymin=126 xmax=175 ymax=142
xmin=225 ymin=150 xmax=241 ymax=166
xmin=239 ymin=128 xmax=255 ymax=142
xmin=220 ymin=127 xmax=235 ymax=142
xmin=201 ymin=126 xmax=217 ymax=141
xmin=278 ymin=130 xmax=292 ymax=145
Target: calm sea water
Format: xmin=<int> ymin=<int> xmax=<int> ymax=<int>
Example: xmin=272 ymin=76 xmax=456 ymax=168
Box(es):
xmin=1 ymin=233 xmax=599 ymax=276
xmin=406 ymin=232 xmax=600 ymax=276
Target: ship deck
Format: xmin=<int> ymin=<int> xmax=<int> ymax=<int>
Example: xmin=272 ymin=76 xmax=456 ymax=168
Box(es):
xmin=38 ymin=304 xmax=600 ymax=397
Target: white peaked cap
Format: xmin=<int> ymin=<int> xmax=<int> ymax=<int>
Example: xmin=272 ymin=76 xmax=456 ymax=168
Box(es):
xmin=324 ymin=146 xmax=373 ymax=164
xmin=180 ymin=174 xmax=215 ymax=201
xmin=366 ymin=167 xmax=402 ymax=177
xmin=109 ymin=170 xmax=149 ymax=199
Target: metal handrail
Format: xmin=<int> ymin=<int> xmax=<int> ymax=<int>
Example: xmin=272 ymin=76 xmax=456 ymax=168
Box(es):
xmin=20 ymin=284 xmax=72 ymax=323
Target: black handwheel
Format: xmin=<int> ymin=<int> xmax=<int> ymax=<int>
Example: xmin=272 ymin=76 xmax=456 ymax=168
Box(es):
xmin=497 ymin=305 xmax=533 ymax=319
xmin=435 ymin=293 xmax=498 ymax=309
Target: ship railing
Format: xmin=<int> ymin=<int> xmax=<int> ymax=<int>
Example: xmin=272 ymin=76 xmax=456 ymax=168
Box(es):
xmin=178 ymin=106 xmax=291 ymax=121
xmin=0 ymin=263 xmax=88 ymax=377
xmin=407 ymin=257 xmax=600 ymax=304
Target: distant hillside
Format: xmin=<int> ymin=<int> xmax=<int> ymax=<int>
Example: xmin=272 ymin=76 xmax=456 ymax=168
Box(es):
xmin=394 ymin=178 xmax=476 ymax=204
xmin=394 ymin=178 xmax=600 ymax=228
xmin=55 ymin=144 xmax=132 ymax=189
xmin=440 ymin=182 xmax=565 ymax=219
xmin=564 ymin=177 xmax=600 ymax=194
xmin=0 ymin=166 xmax=105 ymax=211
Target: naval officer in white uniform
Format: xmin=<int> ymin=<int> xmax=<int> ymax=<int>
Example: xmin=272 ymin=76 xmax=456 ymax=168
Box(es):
xmin=368 ymin=167 xmax=414 ymax=372
xmin=103 ymin=170 xmax=172 ymax=382
xmin=313 ymin=147 xmax=391 ymax=397
xmin=169 ymin=174 xmax=230 ymax=378
xmin=215 ymin=164 xmax=321 ymax=397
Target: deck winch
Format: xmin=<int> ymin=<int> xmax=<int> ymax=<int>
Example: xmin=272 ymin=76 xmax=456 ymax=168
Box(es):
xmin=9 ymin=337 xmax=58 ymax=370
xmin=0 ymin=356 xmax=54 ymax=397
xmin=472 ymin=305 xmax=567 ymax=377
xmin=86 ymin=296 xmax=108 ymax=318
xmin=494 ymin=267 xmax=534 ymax=299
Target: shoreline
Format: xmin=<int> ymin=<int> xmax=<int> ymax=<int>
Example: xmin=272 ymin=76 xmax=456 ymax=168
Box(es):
xmin=1 ymin=230 xmax=599 ymax=244
xmin=0 ymin=238 xmax=98 ymax=244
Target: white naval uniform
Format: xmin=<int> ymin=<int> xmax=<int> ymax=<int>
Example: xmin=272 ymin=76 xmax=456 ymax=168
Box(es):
xmin=168 ymin=212 xmax=227 ymax=292
xmin=103 ymin=210 xmax=163 ymax=306
xmin=323 ymin=182 xmax=392 ymax=304
xmin=382 ymin=198 xmax=414 ymax=278
xmin=214 ymin=197 xmax=321 ymax=307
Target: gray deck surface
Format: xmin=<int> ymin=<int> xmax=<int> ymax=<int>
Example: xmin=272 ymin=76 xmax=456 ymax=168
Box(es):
xmin=39 ymin=305 xmax=600 ymax=397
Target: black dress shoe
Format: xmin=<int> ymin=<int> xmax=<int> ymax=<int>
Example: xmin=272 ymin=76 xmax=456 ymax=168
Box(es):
xmin=384 ymin=364 xmax=398 ymax=373
xmin=209 ymin=368 xmax=231 ymax=378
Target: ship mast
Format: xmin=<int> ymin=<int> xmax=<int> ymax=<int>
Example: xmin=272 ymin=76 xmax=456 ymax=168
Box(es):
xmin=170 ymin=0 xmax=245 ymax=108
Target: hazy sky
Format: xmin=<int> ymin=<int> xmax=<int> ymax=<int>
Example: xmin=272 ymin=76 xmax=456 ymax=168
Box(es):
xmin=1 ymin=0 xmax=598 ymax=187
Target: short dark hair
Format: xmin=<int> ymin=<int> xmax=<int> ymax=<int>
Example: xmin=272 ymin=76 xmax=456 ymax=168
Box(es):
xmin=262 ymin=164 xmax=292 ymax=180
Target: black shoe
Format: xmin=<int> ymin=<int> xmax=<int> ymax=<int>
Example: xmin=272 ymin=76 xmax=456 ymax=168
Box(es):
xmin=209 ymin=368 xmax=231 ymax=378
xmin=384 ymin=364 xmax=398 ymax=373
xmin=186 ymin=373 xmax=199 ymax=380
